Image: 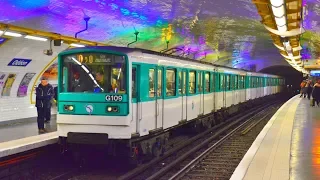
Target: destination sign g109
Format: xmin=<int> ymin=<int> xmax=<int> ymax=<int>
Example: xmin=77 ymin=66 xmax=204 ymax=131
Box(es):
xmin=65 ymin=53 xmax=125 ymax=64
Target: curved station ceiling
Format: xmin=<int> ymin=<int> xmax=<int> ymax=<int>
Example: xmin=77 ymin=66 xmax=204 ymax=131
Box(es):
xmin=0 ymin=0 xmax=320 ymax=73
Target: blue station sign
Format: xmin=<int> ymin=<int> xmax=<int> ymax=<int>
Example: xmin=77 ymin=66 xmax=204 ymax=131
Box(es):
xmin=0 ymin=37 xmax=7 ymax=45
xmin=8 ymin=58 xmax=32 ymax=67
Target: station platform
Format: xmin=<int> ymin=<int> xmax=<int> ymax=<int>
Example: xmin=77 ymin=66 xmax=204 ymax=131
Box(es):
xmin=231 ymin=95 xmax=320 ymax=180
xmin=0 ymin=117 xmax=58 ymax=158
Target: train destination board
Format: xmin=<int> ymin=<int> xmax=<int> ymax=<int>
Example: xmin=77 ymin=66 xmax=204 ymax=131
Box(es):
xmin=64 ymin=53 xmax=125 ymax=65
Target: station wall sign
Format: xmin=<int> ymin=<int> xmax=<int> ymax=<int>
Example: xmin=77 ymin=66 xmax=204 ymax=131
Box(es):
xmin=0 ymin=37 xmax=7 ymax=45
xmin=8 ymin=58 xmax=32 ymax=67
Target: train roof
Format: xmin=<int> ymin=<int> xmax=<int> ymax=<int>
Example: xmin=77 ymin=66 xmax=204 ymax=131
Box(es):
xmin=61 ymin=46 xmax=282 ymax=78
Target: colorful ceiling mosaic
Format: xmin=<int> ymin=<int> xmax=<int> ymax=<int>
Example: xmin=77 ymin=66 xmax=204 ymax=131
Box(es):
xmin=1 ymin=0 xmax=319 ymax=70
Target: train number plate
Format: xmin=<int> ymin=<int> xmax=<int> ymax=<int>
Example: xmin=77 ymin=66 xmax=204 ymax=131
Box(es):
xmin=106 ymin=95 xmax=123 ymax=102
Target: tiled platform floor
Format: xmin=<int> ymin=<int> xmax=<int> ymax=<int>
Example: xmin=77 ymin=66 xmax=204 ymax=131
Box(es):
xmin=0 ymin=116 xmax=57 ymax=143
xmin=231 ymin=95 xmax=305 ymax=180
xmin=290 ymin=97 xmax=320 ymax=180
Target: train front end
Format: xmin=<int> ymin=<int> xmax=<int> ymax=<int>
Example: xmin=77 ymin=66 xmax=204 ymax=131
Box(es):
xmin=56 ymin=48 xmax=130 ymax=148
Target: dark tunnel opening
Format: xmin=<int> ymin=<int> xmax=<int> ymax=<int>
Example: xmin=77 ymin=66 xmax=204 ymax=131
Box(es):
xmin=259 ymin=65 xmax=303 ymax=94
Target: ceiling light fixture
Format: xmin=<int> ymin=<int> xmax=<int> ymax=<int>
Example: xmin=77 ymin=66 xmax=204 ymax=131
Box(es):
xmin=25 ymin=35 xmax=47 ymax=41
xmin=0 ymin=30 xmax=22 ymax=37
xmin=70 ymin=43 xmax=85 ymax=47
xmin=270 ymin=0 xmax=287 ymax=32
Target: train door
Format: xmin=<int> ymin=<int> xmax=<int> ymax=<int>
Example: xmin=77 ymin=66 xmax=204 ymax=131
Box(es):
xmin=230 ymin=75 xmax=236 ymax=105
xmin=155 ymin=67 xmax=164 ymax=129
xmin=222 ymin=74 xmax=227 ymax=108
xmin=198 ymin=71 xmax=204 ymax=115
xmin=212 ymin=72 xmax=216 ymax=111
xmin=247 ymin=76 xmax=251 ymax=100
xmin=180 ymin=70 xmax=187 ymax=121
xmin=234 ymin=75 xmax=238 ymax=104
xmin=131 ymin=65 xmax=140 ymax=134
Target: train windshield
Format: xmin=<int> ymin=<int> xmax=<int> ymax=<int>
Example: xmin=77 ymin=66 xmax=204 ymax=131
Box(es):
xmin=61 ymin=52 xmax=126 ymax=94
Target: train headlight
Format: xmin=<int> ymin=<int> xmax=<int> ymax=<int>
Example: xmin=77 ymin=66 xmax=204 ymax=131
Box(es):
xmin=113 ymin=107 xmax=118 ymax=112
xmin=68 ymin=106 xmax=74 ymax=111
xmin=106 ymin=106 xmax=119 ymax=112
xmin=107 ymin=107 xmax=112 ymax=112
xmin=64 ymin=105 xmax=74 ymax=111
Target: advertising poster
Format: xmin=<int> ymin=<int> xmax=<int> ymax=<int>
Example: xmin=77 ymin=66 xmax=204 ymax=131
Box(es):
xmin=31 ymin=59 xmax=58 ymax=103
xmin=1 ymin=73 xmax=17 ymax=96
xmin=39 ymin=61 xmax=58 ymax=86
xmin=0 ymin=72 xmax=8 ymax=97
xmin=17 ymin=73 xmax=36 ymax=97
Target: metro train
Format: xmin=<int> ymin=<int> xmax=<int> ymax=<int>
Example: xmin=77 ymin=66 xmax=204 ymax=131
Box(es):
xmin=56 ymin=46 xmax=285 ymax=161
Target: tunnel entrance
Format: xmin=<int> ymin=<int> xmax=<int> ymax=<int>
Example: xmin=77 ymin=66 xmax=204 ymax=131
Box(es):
xmin=259 ymin=65 xmax=303 ymax=94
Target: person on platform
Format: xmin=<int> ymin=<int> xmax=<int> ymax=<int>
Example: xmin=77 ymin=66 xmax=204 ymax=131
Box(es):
xmin=312 ymin=79 xmax=320 ymax=107
xmin=307 ymin=80 xmax=313 ymax=100
xmin=300 ymin=80 xmax=307 ymax=98
xmin=35 ymin=77 xmax=54 ymax=133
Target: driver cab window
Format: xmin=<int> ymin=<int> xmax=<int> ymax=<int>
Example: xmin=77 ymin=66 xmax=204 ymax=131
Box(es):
xmin=62 ymin=53 xmax=126 ymax=94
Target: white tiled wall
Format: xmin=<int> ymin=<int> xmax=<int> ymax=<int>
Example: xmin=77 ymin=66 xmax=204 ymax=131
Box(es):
xmin=0 ymin=37 xmax=68 ymax=122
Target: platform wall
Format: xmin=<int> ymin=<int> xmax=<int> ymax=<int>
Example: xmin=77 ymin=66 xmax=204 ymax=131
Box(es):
xmin=0 ymin=36 xmax=68 ymax=122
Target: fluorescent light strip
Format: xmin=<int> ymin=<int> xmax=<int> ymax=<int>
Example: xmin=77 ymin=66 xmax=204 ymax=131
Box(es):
xmin=270 ymin=0 xmax=283 ymax=7
xmin=274 ymin=16 xmax=286 ymax=26
xmin=0 ymin=30 xmax=22 ymax=37
xmin=25 ymin=35 xmax=47 ymax=41
xmin=70 ymin=43 xmax=85 ymax=47
xmin=271 ymin=5 xmax=285 ymax=17
xmin=270 ymin=0 xmax=287 ymax=33
xmin=277 ymin=26 xmax=287 ymax=32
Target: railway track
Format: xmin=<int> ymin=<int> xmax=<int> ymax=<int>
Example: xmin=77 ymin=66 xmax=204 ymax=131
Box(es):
xmin=165 ymin=104 xmax=279 ymax=180
xmin=118 ymin=100 xmax=282 ymax=180
xmin=0 ymin=96 xmax=286 ymax=180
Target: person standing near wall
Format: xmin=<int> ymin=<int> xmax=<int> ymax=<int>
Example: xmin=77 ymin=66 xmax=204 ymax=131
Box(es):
xmin=35 ymin=77 xmax=54 ymax=133
xmin=307 ymin=80 xmax=314 ymax=100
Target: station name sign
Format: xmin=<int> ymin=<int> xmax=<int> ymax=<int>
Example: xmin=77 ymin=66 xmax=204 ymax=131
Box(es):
xmin=0 ymin=37 xmax=7 ymax=45
xmin=8 ymin=58 xmax=32 ymax=67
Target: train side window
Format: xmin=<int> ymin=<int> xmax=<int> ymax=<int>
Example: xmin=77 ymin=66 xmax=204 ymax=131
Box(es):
xmin=235 ymin=75 xmax=238 ymax=90
xmin=219 ymin=74 xmax=221 ymax=90
xmin=149 ymin=69 xmax=155 ymax=98
xmin=178 ymin=71 xmax=183 ymax=95
xmin=211 ymin=73 xmax=215 ymax=92
xmin=252 ymin=77 xmax=254 ymax=88
xmin=166 ymin=69 xmax=176 ymax=96
xmin=243 ymin=76 xmax=245 ymax=88
xmin=189 ymin=71 xmax=196 ymax=94
xmin=183 ymin=71 xmax=186 ymax=95
xmin=226 ymin=75 xmax=230 ymax=90
xmin=198 ymin=72 xmax=203 ymax=92
xmin=205 ymin=72 xmax=210 ymax=92
xmin=157 ymin=69 xmax=162 ymax=97
xmin=132 ymin=67 xmax=136 ymax=98
xmin=220 ymin=74 xmax=224 ymax=90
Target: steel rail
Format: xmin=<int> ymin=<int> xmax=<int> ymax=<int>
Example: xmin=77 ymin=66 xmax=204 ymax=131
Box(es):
xmin=146 ymin=101 xmax=277 ymax=180
xmin=167 ymin=105 xmax=276 ymax=180
xmin=119 ymin=100 xmax=279 ymax=180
